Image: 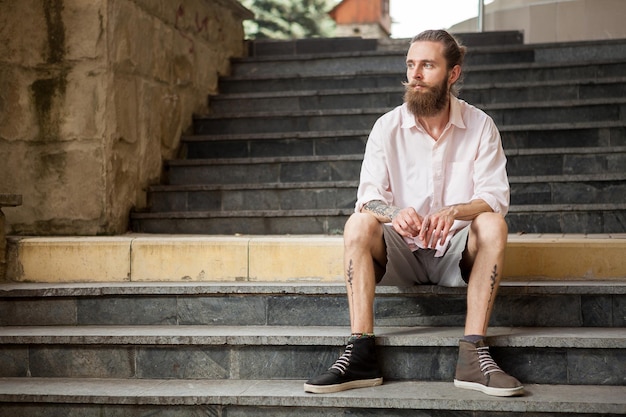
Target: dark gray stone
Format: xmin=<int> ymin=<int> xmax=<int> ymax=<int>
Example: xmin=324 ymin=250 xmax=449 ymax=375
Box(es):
xmin=0 ymin=298 xmax=76 ymax=326
xmin=29 ymin=346 xmax=135 ymax=378
xmin=178 ymin=296 xmax=267 ymax=326
xmin=137 ymin=347 xmax=229 ymax=379
xmin=568 ymin=349 xmax=626 ymax=385
xmin=77 ymin=297 xmax=177 ymax=325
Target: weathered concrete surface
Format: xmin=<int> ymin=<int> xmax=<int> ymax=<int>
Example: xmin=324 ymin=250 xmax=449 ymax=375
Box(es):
xmin=0 ymin=0 xmax=252 ymax=235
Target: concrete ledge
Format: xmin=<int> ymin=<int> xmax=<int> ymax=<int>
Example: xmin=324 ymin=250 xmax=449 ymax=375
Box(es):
xmin=0 ymin=378 xmax=624 ymax=414
xmin=4 ymin=234 xmax=626 ymax=283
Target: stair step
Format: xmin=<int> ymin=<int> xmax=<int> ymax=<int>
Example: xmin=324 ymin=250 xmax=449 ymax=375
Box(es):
xmin=209 ymin=78 xmax=626 ymax=114
xmin=2 ymin=281 xmax=625 ymax=327
xmin=0 ymin=325 xmax=623 ymax=385
xmin=218 ymin=59 xmax=626 ymax=94
xmin=9 ymin=235 xmax=623 ymax=283
xmin=144 ymin=174 xmax=626 ymax=213
xmin=179 ymin=123 xmax=625 ymax=160
xmin=182 ymin=129 xmax=369 ymax=159
xmin=194 ymin=99 xmax=626 ymax=135
xmin=164 ymin=149 xmax=626 ymax=186
xmin=1 ymin=378 xmax=624 ymax=415
xmin=146 ymin=181 xmax=356 ymax=213
xmin=1 ymin=325 xmax=623 ymax=348
xmin=132 ymin=207 xmax=626 ymax=234
xmin=165 ymin=155 xmax=362 ymax=185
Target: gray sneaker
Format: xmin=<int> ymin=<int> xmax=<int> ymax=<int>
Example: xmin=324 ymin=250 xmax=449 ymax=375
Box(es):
xmin=454 ymin=339 xmax=524 ymax=397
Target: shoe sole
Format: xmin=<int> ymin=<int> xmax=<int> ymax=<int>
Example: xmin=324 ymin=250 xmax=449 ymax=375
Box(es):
xmin=454 ymin=379 xmax=524 ymax=397
xmin=304 ymin=377 xmax=383 ymax=394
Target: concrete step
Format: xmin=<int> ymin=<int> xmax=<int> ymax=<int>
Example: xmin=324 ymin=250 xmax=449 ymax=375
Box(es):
xmin=246 ymin=32 xmax=523 ymax=58
xmin=229 ymin=39 xmax=626 ymax=80
xmin=165 ymin=155 xmax=362 ymax=186
xmin=209 ymin=78 xmax=626 ymax=115
xmin=146 ymin=181 xmax=357 ymax=213
xmin=1 ymin=378 xmax=624 ymax=416
xmin=144 ymin=173 xmax=626 ymax=214
xmin=228 ymin=48 xmax=536 ymax=79
xmin=131 ymin=207 xmax=626 ymax=234
xmin=180 ymin=123 xmax=625 ymax=160
xmin=10 ymin=234 xmax=623 ymax=283
xmin=0 ymin=325 xmax=623 ymax=385
xmin=217 ymin=59 xmax=626 ymax=94
xmin=182 ymin=129 xmax=369 ymax=159
xmin=2 ymin=278 xmax=626 ymax=327
xmin=194 ymin=98 xmax=626 ymax=135
xmin=164 ymin=148 xmax=626 ymax=186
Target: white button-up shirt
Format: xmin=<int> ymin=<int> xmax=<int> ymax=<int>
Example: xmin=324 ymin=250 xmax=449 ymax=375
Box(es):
xmin=356 ymin=95 xmax=510 ymax=255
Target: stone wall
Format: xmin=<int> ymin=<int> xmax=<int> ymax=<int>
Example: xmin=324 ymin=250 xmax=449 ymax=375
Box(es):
xmin=0 ymin=0 xmax=252 ymax=235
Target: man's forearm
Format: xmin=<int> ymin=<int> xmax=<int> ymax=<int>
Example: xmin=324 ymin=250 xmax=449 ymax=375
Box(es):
xmin=443 ymin=199 xmax=493 ymax=221
xmin=361 ymin=200 xmax=401 ymax=222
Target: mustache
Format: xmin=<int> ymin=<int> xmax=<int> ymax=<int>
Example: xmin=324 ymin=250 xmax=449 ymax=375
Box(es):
xmin=402 ymin=81 xmax=429 ymax=88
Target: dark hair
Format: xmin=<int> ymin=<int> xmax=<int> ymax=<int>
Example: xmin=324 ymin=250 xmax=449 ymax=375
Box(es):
xmin=410 ymin=29 xmax=466 ymax=69
xmin=410 ymin=30 xmax=466 ymax=95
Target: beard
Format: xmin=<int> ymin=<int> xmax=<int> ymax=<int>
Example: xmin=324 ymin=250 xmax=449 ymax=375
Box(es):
xmin=403 ymin=76 xmax=450 ymax=118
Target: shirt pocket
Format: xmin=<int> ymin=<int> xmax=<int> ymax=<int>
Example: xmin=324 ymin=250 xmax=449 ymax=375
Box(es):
xmin=444 ymin=161 xmax=474 ymax=205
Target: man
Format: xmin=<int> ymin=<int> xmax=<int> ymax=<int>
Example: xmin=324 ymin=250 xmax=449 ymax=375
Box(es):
xmin=304 ymin=29 xmax=523 ymax=397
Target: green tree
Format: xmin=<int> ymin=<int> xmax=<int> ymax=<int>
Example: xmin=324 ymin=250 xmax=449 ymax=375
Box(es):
xmin=239 ymin=0 xmax=337 ymax=39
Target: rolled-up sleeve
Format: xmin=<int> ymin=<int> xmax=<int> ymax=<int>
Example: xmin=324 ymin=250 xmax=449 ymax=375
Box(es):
xmin=355 ymin=119 xmax=393 ymax=213
xmin=471 ymin=118 xmax=510 ymax=216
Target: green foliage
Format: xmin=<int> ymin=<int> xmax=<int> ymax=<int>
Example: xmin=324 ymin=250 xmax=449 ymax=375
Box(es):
xmin=239 ymin=0 xmax=338 ymax=39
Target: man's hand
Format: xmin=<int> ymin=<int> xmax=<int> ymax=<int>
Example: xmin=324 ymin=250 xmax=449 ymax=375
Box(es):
xmin=391 ymin=207 xmax=425 ymax=238
xmin=418 ymin=206 xmax=457 ymax=248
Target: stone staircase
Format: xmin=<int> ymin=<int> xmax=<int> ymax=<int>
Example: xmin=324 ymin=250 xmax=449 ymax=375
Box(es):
xmin=1 ymin=32 xmax=626 ymax=415
xmin=0 ymin=279 xmax=625 ymax=415
xmin=130 ymin=33 xmax=626 ymax=235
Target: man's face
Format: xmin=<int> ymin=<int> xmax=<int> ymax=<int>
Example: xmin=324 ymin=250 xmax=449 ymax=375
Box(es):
xmin=404 ymin=41 xmax=452 ymax=117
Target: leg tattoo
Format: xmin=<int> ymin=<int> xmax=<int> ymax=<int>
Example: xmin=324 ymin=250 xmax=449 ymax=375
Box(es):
xmin=485 ymin=264 xmax=498 ymax=330
xmin=347 ymin=259 xmax=355 ymax=323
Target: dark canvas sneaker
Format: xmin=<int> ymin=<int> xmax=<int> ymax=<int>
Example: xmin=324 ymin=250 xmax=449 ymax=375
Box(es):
xmin=454 ymin=339 xmax=524 ymax=397
xmin=304 ymin=336 xmax=383 ymax=394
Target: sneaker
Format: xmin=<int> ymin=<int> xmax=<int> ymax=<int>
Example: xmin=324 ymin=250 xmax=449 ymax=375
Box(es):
xmin=304 ymin=336 xmax=383 ymax=394
xmin=454 ymin=339 xmax=524 ymax=397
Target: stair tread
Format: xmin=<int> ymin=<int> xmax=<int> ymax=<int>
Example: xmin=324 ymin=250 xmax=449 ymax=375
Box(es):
xmin=181 ymin=121 xmax=624 ymax=142
xmin=146 ymin=173 xmax=624 ymax=192
xmin=167 ymin=148 xmax=626 ymax=165
xmin=221 ymin=57 xmax=626 ymax=80
xmin=197 ymin=97 xmax=626 ymax=120
xmin=130 ymin=203 xmax=626 ymax=218
xmin=1 ymin=278 xmax=625 ymax=296
xmin=0 ymin=325 xmax=624 ymax=348
xmin=211 ymin=76 xmax=626 ymax=100
xmin=0 ymin=377 xmax=624 ymax=413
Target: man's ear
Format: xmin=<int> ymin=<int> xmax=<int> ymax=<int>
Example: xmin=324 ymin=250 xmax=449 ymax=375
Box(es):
xmin=448 ymin=65 xmax=461 ymax=85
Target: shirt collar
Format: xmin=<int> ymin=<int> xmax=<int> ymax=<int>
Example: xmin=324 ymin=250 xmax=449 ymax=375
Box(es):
xmin=400 ymin=94 xmax=466 ymax=130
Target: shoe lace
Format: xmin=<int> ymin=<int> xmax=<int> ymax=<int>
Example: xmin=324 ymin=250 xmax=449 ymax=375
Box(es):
xmin=476 ymin=346 xmax=504 ymax=376
xmin=329 ymin=342 xmax=353 ymax=375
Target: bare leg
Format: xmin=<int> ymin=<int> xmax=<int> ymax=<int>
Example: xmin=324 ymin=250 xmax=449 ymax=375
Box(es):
xmin=462 ymin=212 xmax=508 ymax=335
xmin=342 ymin=213 xmax=387 ymax=334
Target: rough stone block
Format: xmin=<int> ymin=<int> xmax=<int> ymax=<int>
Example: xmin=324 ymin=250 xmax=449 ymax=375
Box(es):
xmin=249 ymin=236 xmax=343 ymax=281
xmin=7 ymin=237 xmax=132 ymax=282
xmin=130 ymin=236 xmax=248 ymax=281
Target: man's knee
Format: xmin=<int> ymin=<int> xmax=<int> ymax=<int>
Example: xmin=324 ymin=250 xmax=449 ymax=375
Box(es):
xmin=344 ymin=213 xmax=383 ymax=247
xmin=471 ymin=212 xmax=508 ymax=249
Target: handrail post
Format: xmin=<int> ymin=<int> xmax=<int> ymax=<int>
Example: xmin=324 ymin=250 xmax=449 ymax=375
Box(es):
xmin=477 ymin=0 xmax=485 ymax=32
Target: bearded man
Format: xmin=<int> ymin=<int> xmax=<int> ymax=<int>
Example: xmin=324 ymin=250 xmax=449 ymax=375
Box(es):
xmin=304 ymin=29 xmax=524 ymax=397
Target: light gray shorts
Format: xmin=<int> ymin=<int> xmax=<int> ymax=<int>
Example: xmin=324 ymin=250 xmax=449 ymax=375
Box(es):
xmin=376 ymin=225 xmax=470 ymax=288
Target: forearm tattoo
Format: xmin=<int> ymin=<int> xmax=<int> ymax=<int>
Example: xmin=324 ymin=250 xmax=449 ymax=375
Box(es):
xmin=363 ymin=200 xmax=401 ymax=221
